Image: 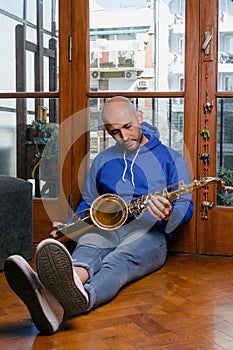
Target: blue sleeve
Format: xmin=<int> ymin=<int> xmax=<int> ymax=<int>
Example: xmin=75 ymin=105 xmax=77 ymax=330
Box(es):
xmin=155 ymin=152 xmax=194 ymax=234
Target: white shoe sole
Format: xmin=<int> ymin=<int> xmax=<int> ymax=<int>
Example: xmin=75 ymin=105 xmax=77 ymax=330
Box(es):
xmin=36 ymin=239 xmax=89 ymax=320
xmin=4 ymin=255 xmax=64 ymax=334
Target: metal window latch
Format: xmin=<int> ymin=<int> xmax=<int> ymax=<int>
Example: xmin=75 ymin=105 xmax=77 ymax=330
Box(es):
xmin=202 ymin=31 xmax=212 ymax=55
xmin=202 ymin=29 xmax=213 ymax=62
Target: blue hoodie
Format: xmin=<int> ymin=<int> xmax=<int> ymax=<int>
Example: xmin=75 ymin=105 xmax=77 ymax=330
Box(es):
xmin=73 ymin=122 xmax=194 ymax=237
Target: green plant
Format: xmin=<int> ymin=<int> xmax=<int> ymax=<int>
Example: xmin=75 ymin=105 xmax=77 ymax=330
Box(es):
xmin=41 ymin=125 xmax=59 ymax=163
xmin=30 ymin=120 xmax=56 ymax=138
xmin=217 ymin=167 xmax=233 ymax=206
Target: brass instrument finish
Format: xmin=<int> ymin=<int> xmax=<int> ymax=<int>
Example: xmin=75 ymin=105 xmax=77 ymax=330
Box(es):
xmin=57 ymin=176 xmax=233 ymax=242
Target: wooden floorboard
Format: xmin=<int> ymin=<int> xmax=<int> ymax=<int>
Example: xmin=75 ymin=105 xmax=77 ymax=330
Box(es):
xmin=1 ymin=253 xmax=233 ymax=349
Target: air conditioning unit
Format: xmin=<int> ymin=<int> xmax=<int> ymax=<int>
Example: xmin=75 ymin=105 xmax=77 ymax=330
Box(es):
xmin=137 ymin=80 xmax=149 ymax=89
xmin=91 ymin=71 xmax=100 ymax=80
xmin=124 ymin=71 xmax=137 ymax=80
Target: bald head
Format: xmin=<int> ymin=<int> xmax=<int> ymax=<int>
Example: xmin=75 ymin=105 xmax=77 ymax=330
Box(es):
xmin=101 ymin=96 xmax=148 ymax=151
xmin=102 ymin=96 xmax=136 ymax=124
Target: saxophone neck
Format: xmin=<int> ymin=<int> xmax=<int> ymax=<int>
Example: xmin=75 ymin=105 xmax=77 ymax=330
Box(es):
xmin=130 ymin=176 xmax=230 ymax=217
xmin=167 ymin=176 xmax=233 ymax=202
xmin=166 ymin=181 xmax=193 ymax=202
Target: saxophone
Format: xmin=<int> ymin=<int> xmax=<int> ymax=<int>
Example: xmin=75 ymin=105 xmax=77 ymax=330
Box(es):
xmin=57 ymin=176 xmax=233 ymax=243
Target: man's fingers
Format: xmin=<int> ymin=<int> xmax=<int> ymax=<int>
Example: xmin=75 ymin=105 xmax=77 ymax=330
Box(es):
xmin=147 ymin=195 xmax=172 ymax=220
xmin=50 ymin=221 xmax=64 ymax=238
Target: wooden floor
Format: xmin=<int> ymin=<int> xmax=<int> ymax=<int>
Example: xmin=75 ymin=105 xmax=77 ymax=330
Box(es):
xmin=1 ymin=253 xmax=233 ymax=350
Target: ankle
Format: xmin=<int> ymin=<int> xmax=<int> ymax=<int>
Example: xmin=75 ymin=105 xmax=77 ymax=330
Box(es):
xmin=74 ymin=266 xmax=89 ymax=284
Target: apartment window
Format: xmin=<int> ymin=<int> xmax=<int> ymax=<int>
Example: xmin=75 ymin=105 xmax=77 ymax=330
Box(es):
xmin=89 ymin=1 xmax=185 ymax=93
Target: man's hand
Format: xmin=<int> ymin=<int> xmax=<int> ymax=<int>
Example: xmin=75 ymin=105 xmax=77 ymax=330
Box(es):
xmin=50 ymin=221 xmax=64 ymax=238
xmin=147 ymin=195 xmax=172 ymax=221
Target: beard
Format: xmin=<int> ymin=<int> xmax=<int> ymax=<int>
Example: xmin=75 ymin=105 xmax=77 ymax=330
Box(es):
xmin=121 ymin=129 xmax=144 ymax=152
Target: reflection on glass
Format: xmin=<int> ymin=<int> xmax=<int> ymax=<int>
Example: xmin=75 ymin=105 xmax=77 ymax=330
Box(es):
xmin=218 ymin=0 xmax=233 ymax=91
xmin=0 ymin=1 xmax=59 ymax=92
xmin=89 ymin=97 xmax=184 ymax=162
xmin=0 ymin=98 xmax=59 ymax=198
xmin=217 ymin=98 xmax=233 ymax=206
xmin=89 ymin=0 xmax=185 ymax=92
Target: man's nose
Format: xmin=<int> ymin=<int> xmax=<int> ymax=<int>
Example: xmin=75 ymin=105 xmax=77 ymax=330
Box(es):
xmin=120 ymin=130 xmax=129 ymax=140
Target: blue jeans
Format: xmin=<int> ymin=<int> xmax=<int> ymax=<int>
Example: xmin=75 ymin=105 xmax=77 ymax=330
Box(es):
xmin=71 ymin=224 xmax=167 ymax=310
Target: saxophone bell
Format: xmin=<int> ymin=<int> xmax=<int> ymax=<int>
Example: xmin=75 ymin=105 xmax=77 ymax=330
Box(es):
xmin=90 ymin=193 xmax=128 ymax=230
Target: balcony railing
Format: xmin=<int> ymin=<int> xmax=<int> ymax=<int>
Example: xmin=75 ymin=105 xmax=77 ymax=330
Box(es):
xmin=90 ymin=50 xmax=136 ymax=69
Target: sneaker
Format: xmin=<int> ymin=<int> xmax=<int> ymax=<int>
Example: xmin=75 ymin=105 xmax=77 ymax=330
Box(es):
xmin=4 ymin=255 xmax=64 ymax=334
xmin=35 ymin=239 xmax=89 ymax=320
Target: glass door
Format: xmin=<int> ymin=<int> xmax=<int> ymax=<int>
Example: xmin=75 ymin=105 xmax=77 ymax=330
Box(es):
xmin=197 ymin=0 xmax=233 ymax=254
xmin=0 ymin=0 xmax=59 ymax=195
xmin=0 ymin=0 xmax=72 ymax=241
xmin=87 ymin=0 xmax=199 ymax=253
xmin=85 ymin=0 xmax=233 ymax=254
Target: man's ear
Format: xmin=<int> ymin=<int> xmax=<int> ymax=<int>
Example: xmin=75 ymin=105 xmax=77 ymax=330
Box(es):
xmin=136 ymin=110 xmax=143 ymax=123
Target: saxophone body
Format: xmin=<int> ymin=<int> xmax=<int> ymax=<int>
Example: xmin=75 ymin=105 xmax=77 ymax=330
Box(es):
xmin=57 ymin=176 xmax=233 ymax=242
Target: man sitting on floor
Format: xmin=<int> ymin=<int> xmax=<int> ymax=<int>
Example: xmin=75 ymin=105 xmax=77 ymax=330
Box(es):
xmin=4 ymin=96 xmax=193 ymax=334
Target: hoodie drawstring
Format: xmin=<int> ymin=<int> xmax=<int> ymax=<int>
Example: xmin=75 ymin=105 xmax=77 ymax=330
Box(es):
xmin=122 ymin=148 xmax=141 ymax=188
xmin=122 ymin=150 xmax=127 ymax=183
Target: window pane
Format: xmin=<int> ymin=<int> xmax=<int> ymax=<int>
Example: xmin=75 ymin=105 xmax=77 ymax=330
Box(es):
xmin=218 ymin=0 xmax=233 ymax=91
xmin=0 ymin=14 xmax=18 ymax=92
xmin=26 ymin=0 xmax=37 ymax=25
xmin=43 ymin=0 xmax=52 ymax=32
xmin=0 ymin=1 xmax=59 ymax=93
xmin=89 ymin=97 xmax=184 ymax=162
xmin=0 ymin=0 xmax=24 ymax=18
xmin=0 ymin=98 xmax=59 ymax=198
xmin=0 ymin=99 xmax=17 ymax=176
xmin=89 ymin=0 xmax=185 ymax=92
xmin=217 ymin=98 xmax=233 ymax=206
